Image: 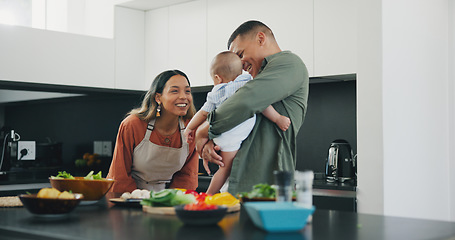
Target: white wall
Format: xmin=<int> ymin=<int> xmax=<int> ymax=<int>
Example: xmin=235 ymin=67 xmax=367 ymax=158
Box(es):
xmin=358 ymin=0 xmax=453 ymax=221
xmin=449 ymin=0 xmax=455 ymax=221
xmin=356 ymin=0 xmax=384 ymax=216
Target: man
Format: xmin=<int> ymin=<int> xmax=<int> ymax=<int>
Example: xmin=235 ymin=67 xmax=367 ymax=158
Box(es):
xmin=196 ymin=20 xmax=309 ymax=194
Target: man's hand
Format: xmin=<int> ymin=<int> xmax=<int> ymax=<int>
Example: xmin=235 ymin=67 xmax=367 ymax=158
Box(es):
xmin=195 ymin=121 xmax=223 ymax=175
xmin=200 ymin=140 xmax=223 ymax=175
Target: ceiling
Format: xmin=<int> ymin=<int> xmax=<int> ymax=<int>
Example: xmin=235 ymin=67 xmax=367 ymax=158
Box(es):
xmin=115 ymin=0 xmax=195 ymax=10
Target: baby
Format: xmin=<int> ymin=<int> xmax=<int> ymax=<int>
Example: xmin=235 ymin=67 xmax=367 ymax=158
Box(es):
xmin=184 ymin=51 xmax=290 ymax=195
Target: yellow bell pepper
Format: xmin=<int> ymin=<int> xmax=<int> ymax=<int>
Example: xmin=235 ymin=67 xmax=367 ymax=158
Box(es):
xmin=205 ymin=192 xmax=240 ymax=206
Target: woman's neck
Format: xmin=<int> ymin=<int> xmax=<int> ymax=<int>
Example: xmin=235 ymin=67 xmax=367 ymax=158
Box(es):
xmin=154 ymin=114 xmax=179 ymax=136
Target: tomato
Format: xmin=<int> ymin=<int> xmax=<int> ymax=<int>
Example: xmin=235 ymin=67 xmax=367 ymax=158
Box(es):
xmin=194 ymin=192 xmax=210 ymax=202
xmin=184 ymin=201 xmax=218 ymax=211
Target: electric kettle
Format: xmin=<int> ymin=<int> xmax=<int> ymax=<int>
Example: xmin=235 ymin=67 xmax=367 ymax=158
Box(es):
xmin=325 ymin=139 xmax=356 ymax=182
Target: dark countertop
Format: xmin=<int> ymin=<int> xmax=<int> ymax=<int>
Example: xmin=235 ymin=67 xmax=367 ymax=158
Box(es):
xmin=1 ymin=193 xmax=455 ymax=240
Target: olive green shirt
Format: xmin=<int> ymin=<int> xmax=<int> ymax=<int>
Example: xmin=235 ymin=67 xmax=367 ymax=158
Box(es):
xmin=207 ymin=50 xmax=309 ymax=194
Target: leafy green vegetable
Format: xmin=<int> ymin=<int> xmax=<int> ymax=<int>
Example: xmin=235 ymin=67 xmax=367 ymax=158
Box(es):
xmin=237 ymin=183 xmax=277 ymax=198
xmin=50 ymin=171 xmax=75 ymax=179
xmin=141 ymin=189 xmax=196 ymax=207
xmin=84 ymin=171 xmax=103 ymax=180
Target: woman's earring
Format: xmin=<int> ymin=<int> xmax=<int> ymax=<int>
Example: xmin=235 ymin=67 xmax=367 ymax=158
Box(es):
xmin=156 ymin=103 xmax=161 ymax=117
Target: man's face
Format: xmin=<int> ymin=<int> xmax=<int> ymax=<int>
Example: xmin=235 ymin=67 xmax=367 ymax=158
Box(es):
xmin=230 ymin=34 xmax=264 ymax=78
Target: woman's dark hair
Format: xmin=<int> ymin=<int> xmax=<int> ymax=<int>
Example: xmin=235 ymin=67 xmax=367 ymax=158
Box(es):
xmin=227 ymin=20 xmax=274 ymax=50
xmin=129 ymin=69 xmax=196 ymax=122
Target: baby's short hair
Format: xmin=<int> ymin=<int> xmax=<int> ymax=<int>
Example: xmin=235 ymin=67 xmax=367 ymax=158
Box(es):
xmin=210 ymin=51 xmax=243 ymax=82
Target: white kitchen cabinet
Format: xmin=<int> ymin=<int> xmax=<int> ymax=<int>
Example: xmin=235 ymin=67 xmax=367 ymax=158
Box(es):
xmin=207 ymin=0 xmax=314 ymax=77
xmin=314 ymin=0 xmax=357 ymax=77
xmin=146 ymin=7 xmax=170 ymax=87
xmin=114 ymin=6 xmax=146 ymax=91
xmin=0 ymin=24 xmax=115 ymax=88
xmin=168 ymin=0 xmax=208 ymax=87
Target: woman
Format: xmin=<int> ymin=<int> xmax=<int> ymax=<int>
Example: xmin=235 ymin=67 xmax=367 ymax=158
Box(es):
xmin=107 ymin=70 xmax=198 ymax=193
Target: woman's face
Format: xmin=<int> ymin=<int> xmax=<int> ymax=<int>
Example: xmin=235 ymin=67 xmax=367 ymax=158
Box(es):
xmin=155 ymin=75 xmax=192 ymax=117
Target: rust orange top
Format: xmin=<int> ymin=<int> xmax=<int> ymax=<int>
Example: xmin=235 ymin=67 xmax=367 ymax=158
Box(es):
xmin=107 ymin=115 xmax=199 ymax=193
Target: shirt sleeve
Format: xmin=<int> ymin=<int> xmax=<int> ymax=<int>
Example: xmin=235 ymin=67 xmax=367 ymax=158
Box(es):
xmin=208 ymin=53 xmax=307 ymax=138
xmin=107 ymin=117 xmax=138 ymax=193
xmin=201 ymin=90 xmax=217 ymax=113
xmin=169 ymin=124 xmax=199 ymax=190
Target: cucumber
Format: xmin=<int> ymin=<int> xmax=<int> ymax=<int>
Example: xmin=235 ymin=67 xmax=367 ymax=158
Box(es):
xmin=151 ymin=189 xmax=176 ymax=203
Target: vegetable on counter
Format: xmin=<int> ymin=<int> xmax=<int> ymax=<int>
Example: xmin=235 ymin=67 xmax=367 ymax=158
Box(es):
xmin=50 ymin=171 xmax=104 ymax=180
xmin=205 ymin=192 xmax=240 ymax=206
xmin=50 ymin=171 xmax=75 ymax=179
xmin=141 ymin=189 xmax=241 ymax=209
xmin=184 ymin=201 xmax=217 ymax=211
xmin=140 ymin=189 xmax=196 ymax=207
xmin=84 ymin=171 xmax=103 ymax=180
xmin=237 ymin=183 xmax=277 ymax=199
xmin=36 ymin=188 xmax=75 ymax=199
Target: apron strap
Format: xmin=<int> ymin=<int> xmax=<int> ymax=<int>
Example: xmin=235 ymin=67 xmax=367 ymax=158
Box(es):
xmin=178 ymin=118 xmax=186 ymax=131
xmin=145 ymin=119 xmax=155 ymax=140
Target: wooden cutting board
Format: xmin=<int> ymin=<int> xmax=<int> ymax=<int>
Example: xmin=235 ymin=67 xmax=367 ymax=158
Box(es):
xmin=142 ymin=203 xmax=240 ymax=215
xmin=0 ymin=196 xmax=23 ymax=207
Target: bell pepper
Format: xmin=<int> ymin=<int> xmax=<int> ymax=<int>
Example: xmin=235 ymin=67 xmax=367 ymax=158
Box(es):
xmin=205 ymin=192 xmax=240 ymax=206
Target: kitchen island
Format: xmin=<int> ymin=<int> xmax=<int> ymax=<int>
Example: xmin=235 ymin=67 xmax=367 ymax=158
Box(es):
xmin=1 ymin=193 xmax=455 ymax=240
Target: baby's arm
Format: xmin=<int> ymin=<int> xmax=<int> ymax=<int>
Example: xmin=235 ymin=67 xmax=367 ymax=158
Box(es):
xmin=184 ymin=110 xmax=209 ymax=143
xmin=262 ymin=105 xmax=290 ymax=131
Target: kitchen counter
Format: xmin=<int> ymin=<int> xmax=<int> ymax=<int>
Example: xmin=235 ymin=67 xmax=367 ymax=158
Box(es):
xmin=1 ymin=193 xmax=455 ymax=240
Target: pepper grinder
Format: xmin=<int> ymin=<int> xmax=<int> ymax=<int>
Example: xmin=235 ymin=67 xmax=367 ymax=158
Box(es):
xmin=274 ymin=170 xmax=293 ymax=202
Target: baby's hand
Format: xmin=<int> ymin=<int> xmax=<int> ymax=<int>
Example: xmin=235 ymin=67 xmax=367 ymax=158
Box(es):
xmin=276 ymin=115 xmax=291 ymax=131
xmin=183 ymin=128 xmax=194 ymax=143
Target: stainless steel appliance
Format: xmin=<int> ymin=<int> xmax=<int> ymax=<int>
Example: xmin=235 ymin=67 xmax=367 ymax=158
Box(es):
xmin=325 ymin=139 xmax=356 ymax=182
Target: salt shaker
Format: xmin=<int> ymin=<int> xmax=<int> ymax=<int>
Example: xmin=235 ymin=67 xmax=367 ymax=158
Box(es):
xmin=273 ymin=170 xmax=293 ymax=202
xmin=295 ymin=170 xmax=314 ymax=208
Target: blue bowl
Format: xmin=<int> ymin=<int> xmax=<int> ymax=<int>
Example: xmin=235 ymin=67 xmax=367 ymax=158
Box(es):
xmin=243 ymin=202 xmax=315 ymax=232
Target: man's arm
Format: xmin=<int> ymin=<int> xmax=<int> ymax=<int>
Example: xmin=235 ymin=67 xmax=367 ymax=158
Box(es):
xmin=208 ymin=53 xmax=307 ymax=138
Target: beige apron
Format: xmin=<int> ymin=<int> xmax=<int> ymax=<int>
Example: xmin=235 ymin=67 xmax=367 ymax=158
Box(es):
xmin=131 ymin=118 xmax=189 ymax=192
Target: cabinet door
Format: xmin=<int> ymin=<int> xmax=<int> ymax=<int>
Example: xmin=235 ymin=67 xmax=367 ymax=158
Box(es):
xmin=115 ymin=6 xmax=146 ymax=91
xmin=314 ymin=0 xmax=357 ymax=76
xmin=207 ymin=0 xmax=314 ymax=77
xmin=0 ymin=24 xmax=115 ymax=88
xmin=146 ymin=7 xmax=170 ymax=88
xmin=168 ymin=0 xmax=208 ymax=87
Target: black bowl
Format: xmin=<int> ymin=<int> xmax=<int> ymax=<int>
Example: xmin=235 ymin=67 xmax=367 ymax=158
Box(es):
xmin=174 ymin=205 xmax=227 ymax=226
xmin=19 ymin=193 xmax=84 ymax=215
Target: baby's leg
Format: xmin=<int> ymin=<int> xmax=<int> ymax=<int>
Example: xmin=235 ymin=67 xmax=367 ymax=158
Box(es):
xmin=206 ymin=150 xmax=237 ymax=195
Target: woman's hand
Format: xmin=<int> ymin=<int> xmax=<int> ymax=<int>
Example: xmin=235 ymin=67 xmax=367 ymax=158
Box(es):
xmin=195 ymin=122 xmax=223 ymax=175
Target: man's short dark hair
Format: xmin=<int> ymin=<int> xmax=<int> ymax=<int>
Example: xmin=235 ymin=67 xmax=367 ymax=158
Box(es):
xmin=227 ymin=20 xmax=274 ymax=50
